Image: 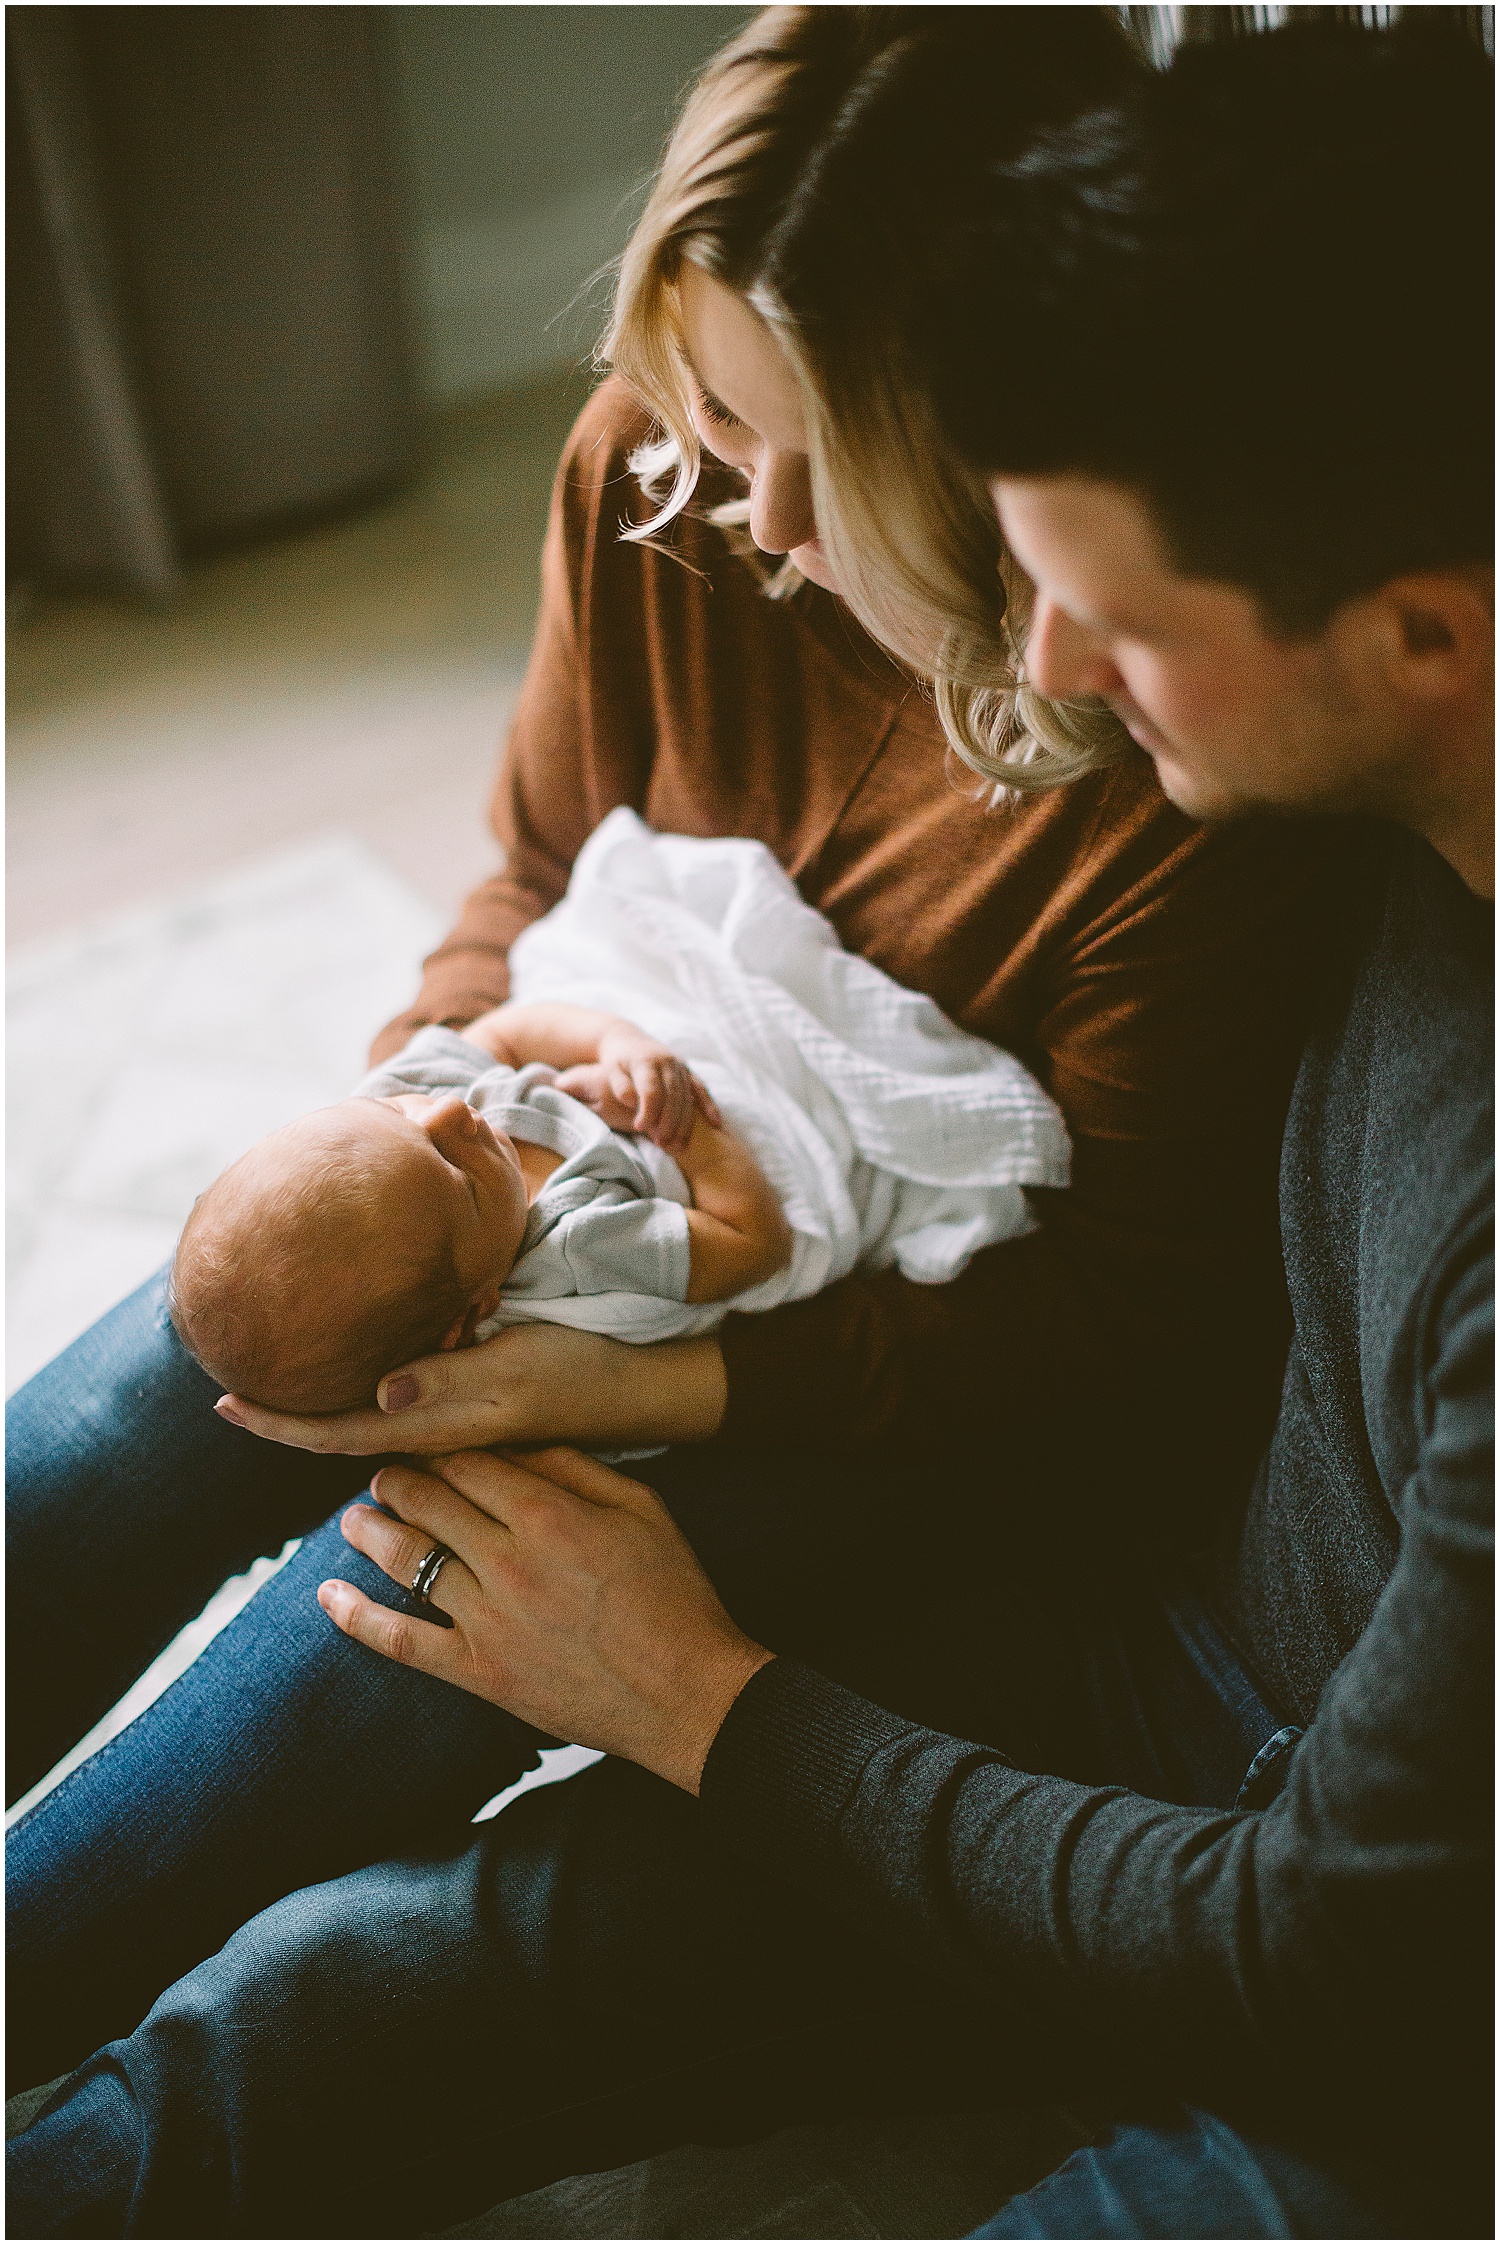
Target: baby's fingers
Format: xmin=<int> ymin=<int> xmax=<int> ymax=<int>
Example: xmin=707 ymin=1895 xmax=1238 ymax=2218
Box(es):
xmin=665 ymin=1067 xmax=699 ymax=1150
xmin=607 ymin=1060 xmax=636 ymax=1111
xmin=688 ymin=1072 xmax=723 ymax=1130
xmin=643 ymin=1062 xmax=692 ymax=1151
xmin=630 ymin=1058 xmax=667 ymax=1136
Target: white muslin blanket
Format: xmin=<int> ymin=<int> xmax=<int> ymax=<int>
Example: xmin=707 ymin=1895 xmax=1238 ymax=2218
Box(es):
xmin=493 ymin=809 xmax=1070 ymax=1341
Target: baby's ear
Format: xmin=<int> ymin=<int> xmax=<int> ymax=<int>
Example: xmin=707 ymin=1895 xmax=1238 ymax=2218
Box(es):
xmin=445 ymin=1284 xmax=502 ymax=1352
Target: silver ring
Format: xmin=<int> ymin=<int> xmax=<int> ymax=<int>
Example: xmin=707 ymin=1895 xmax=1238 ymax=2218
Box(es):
xmin=410 ymin=1542 xmax=453 ymax=1606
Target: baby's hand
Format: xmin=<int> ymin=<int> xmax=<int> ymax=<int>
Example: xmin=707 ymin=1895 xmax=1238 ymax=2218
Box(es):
xmin=557 ymin=1030 xmax=719 ymax=1154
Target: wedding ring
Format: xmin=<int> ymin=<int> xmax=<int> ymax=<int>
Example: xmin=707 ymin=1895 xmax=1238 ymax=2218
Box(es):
xmin=410 ymin=1542 xmax=453 ymax=1606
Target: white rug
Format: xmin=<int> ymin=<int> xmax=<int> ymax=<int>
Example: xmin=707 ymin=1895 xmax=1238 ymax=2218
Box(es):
xmin=7 ymin=835 xmax=599 ymax=1822
xmin=7 ymin=831 xmax=443 ymax=1394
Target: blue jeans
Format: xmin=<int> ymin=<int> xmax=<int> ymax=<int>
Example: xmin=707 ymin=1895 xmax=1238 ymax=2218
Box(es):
xmin=7 ymin=1270 xmax=1371 ymax=2238
xmin=970 ymin=2109 xmax=1378 ymax=2238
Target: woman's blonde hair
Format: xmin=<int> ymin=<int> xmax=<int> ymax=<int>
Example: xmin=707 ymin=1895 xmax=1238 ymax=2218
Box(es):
xmin=601 ymin=6 xmax=1138 ymax=792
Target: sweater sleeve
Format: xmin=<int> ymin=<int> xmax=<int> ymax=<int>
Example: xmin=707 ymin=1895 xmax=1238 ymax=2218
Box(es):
xmin=370 ymin=397 xmax=617 ymax=1063
xmin=699 ymin=1238 xmax=1493 ymax=2126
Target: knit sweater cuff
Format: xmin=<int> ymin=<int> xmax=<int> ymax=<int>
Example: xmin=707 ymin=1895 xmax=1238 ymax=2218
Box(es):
xmin=698 ymin=1655 xmax=914 ymax=1869
xmin=714 ymin=1308 xmax=865 ymax=1449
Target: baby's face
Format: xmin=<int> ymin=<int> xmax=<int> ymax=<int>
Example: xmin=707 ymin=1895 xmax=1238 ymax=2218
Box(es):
xmin=354 ymin=1091 xmax=530 ymax=1292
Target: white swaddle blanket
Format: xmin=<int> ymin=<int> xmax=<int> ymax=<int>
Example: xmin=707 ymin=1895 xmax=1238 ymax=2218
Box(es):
xmin=487 ymin=809 xmax=1070 ymax=1341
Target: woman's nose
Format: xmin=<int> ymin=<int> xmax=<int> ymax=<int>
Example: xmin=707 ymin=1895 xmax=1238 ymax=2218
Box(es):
xmin=1024 ymin=594 xmax=1123 ymax=702
xmin=746 ymin=446 xmax=818 ymax=557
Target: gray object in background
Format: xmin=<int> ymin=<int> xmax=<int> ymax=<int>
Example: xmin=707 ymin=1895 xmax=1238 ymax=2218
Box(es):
xmin=8 ymin=5 xmax=419 ymax=596
xmin=7 ymin=8 xmax=182 ymax=600
xmin=386 ymin=5 xmax=754 ymax=400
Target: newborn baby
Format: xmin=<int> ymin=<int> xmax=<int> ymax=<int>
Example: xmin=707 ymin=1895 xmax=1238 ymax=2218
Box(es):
xmin=169 ymin=1002 xmax=793 ymax=1414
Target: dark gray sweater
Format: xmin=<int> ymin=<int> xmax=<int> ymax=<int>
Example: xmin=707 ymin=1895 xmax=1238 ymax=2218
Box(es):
xmin=701 ymin=829 xmax=1493 ymax=2216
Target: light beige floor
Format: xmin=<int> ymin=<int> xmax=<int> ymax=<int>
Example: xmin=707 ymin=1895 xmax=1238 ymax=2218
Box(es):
xmin=8 ymin=367 xmax=594 ymax=945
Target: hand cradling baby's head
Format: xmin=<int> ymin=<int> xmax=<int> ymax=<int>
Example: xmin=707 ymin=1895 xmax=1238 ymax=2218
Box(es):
xmin=170 ymin=1102 xmax=487 ymax=1414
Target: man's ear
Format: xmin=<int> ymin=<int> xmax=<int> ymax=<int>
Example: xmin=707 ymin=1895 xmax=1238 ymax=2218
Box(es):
xmin=1371 ymin=568 xmax=1494 ymax=703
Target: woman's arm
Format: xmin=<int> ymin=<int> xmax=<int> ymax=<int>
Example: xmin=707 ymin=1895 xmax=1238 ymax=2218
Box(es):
xmin=368 ymin=389 xmax=652 ymax=1066
xmin=220 ymin=1325 xmax=729 ymax=1455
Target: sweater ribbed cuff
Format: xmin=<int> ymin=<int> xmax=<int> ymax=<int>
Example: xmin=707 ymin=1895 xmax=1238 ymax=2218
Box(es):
xmin=713 ymin=1317 xmax=825 ymax=1449
xmin=698 ymin=1655 xmax=916 ymax=1868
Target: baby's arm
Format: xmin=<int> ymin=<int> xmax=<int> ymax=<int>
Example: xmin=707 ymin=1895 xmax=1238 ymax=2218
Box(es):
xmin=462 ymin=1003 xmax=716 ymax=1154
xmin=461 ymin=1001 xmax=633 ymax=1071
xmin=675 ymin=1116 xmax=793 ymax=1304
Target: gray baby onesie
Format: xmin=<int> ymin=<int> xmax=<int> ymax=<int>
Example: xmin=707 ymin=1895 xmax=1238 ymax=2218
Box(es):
xmin=356 ymin=1027 xmax=693 ymax=1324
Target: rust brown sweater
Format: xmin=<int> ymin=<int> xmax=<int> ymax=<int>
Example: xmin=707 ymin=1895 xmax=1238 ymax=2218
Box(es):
xmin=376 ymin=381 xmax=1361 ymax=1493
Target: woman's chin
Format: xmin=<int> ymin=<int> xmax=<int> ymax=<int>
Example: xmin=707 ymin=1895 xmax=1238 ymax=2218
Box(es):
xmin=790 ymin=540 xmax=839 ymax=594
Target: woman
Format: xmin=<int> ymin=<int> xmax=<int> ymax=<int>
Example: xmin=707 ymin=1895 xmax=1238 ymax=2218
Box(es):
xmin=8 ymin=11 xmax=1362 ymax=2234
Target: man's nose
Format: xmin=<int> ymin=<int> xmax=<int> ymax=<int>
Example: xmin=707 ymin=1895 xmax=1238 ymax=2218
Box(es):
xmin=1024 ymin=594 xmax=1122 ymax=701
xmin=747 ymin=448 xmax=817 ymax=557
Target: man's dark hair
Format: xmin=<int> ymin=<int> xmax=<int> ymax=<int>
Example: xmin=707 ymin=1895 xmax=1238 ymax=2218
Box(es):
xmin=924 ymin=21 xmax=1493 ymax=633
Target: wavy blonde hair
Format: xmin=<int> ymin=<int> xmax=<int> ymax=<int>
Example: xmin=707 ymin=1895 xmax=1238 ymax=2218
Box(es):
xmin=601 ymin=6 xmax=1137 ymax=792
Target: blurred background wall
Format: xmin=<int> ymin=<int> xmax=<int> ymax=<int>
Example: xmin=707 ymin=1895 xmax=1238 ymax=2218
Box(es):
xmin=7 ymin=4 xmax=751 ymax=596
xmin=390 ymin=6 xmax=751 ymax=401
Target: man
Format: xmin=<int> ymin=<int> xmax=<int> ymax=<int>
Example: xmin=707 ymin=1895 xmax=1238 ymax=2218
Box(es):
xmin=10 ymin=21 xmax=1490 ymax=2239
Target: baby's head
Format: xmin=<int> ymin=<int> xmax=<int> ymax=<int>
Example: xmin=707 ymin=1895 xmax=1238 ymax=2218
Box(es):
xmin=170 ymin=1094 xmax=530 ymax=1413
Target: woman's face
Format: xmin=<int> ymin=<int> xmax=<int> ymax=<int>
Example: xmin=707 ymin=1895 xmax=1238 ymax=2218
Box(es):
xmin=677 ymin=264 xmax=838 ymax=593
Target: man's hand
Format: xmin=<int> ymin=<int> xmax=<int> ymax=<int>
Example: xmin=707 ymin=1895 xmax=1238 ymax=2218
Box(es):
xmin=215 ymin=1323 xmax=729 ymax=1455
xmin=319 ymin=1447 xmax=772 ymax=1793
xmin=556 ymin=1027 xmax=719 ymax=1155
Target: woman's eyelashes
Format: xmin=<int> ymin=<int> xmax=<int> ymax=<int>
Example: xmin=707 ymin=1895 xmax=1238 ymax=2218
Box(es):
xmin=695 ymin=382 xmax=740 ymax=431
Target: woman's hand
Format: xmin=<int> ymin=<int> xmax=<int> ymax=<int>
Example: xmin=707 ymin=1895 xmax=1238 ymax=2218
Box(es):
xmin=320 ymin=1447 xmax=772 ymax=1793
xmin=215 ymin=1324 xmax=729 ymax=1456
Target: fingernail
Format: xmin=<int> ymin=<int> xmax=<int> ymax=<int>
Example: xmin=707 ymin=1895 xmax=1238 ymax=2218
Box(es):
xmin=215 ymin=1399 xmax=246 ymax=1428
xmin=382 ymin=1376 xmax=419 ymax=1412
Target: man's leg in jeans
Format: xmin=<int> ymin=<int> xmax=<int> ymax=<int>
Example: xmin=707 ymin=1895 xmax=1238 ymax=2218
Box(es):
xmin=8 ymin=1755 xmax=1030 ymax=2241
xmin=970 ymin=2107 xmax=1383 ymax=2240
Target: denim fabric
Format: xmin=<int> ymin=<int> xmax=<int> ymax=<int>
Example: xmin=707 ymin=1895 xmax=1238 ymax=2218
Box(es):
xmin=7 ymin=1270 xmax=374 ymax=1802
xmin=970 ymin=2107 xmax=1378 ymax=2239
xmin=7 ymin=1274 xmax=549 ymax=2087
xmin=11 ymin=1758 xmax=1007 ymax=2238
xmin=8 ymin=1268 xmax=1345 ymax=2238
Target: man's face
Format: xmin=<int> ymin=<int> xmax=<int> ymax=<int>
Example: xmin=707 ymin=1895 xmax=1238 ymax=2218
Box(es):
xmin=992 ymin=475 xmax=1400 ymax=822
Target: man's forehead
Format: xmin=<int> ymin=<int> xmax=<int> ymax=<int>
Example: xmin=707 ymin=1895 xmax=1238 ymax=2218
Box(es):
xmin=991 ymin=475 xmax=1175 ymax=583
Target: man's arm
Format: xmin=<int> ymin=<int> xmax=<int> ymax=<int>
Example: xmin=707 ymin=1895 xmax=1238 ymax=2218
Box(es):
xmin=317 ymin=1249 xmax=1490 ymax=2141
xmin=311 ymin=1225 xmax=1490 ymax=2218
xmin=699 ymin=1248 xmax=1493 ymax=2117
